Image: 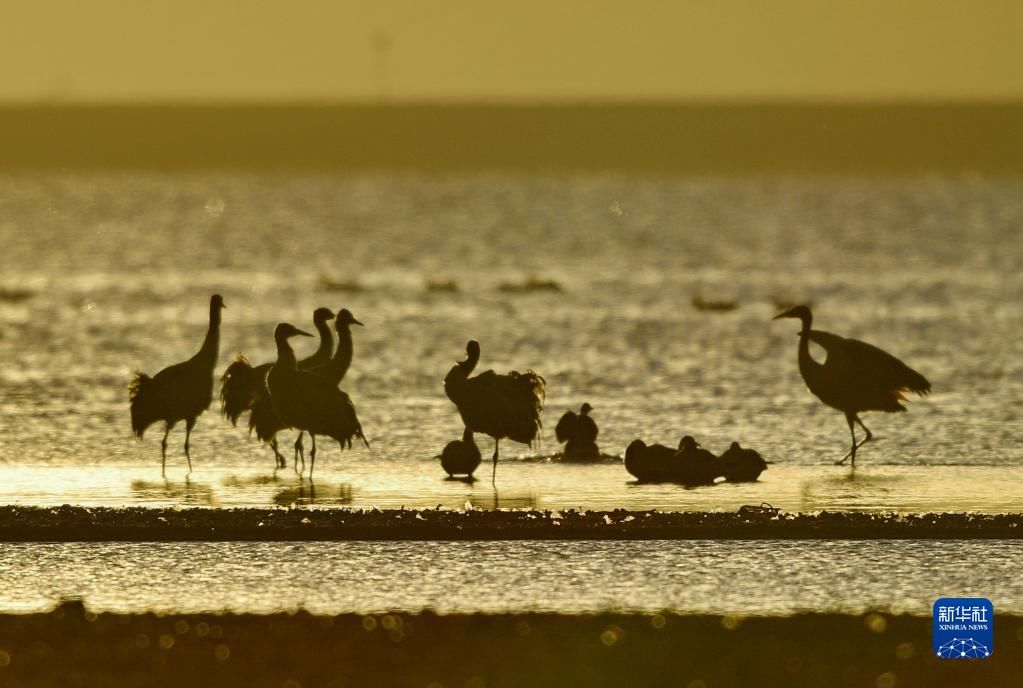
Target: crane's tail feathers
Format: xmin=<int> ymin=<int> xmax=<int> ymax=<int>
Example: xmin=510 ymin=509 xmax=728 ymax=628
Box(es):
xmin=128 ymin=371 xmax=155 ymax=438
xmin=901 ymin=367 xmax=931 ymax=397
xmin=248 ymin=396 xmax=284 ymax=443
xmin=220 ymin=354 xmax=257 ymax=425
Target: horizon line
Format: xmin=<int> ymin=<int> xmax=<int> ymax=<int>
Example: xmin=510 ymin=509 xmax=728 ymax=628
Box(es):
xmin=2 ymin=98 xmax=1023 ymax=109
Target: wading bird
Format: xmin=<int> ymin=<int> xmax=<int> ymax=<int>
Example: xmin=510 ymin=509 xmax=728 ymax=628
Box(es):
xmin=129 ymin=294 xmax=225 ymax=475
xmin=221 ymin=307 xmax=335 ymax=466
xmin=266 ymin=323 xmax=368 ymax=478
xmin=774 ymin=305 xmax=931 ymax=465
xmin=221 ymin=307 xmax=335 ymax=425
xmin=554 ymin=402 xmax=600 ymax=461
xmin=440 ymin=427 xmax=482 ymax=478
xmin=444 ymin=340 xmax=545 ymax=484
xmin=252 ymin=309 xmax=363 ymax=469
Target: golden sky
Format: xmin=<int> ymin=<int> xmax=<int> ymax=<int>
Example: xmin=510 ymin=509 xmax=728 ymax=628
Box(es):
xmin=2 ymin=0 xmax=1021 ymax=102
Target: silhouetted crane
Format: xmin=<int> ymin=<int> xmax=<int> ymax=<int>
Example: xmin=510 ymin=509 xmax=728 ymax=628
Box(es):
xmin=774 ymin=305 xmax=931 ymax=465
xmin=717 ymin=441 xmax=767 ymax=482
xmin=129 ymin=294 xmax=225 ymax=475
xmin=252 ymin=308 xmax=363 ymax=470
xmin=266 ymin=323 xmax=368 ymax=478
xmin=440 ymin=427 xmax=482 ymax=478
xmin=444 ymin=340 xmax=545 ymax=484
xmin=221 ymin=307 xmax=335 ymax=467
xmin=221 ymin=307 xmax=334 ymax=425
xmin=554 ymin=402 xmax=600 ymax=461
xmin=307 ymin=308 xmax=363 ymax=385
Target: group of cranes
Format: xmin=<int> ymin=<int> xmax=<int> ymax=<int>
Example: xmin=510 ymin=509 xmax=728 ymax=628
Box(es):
xmin=130 ymin=295 xmax=931 ymax=481
xmin=130 ymin=296 xmax=367 ymax=477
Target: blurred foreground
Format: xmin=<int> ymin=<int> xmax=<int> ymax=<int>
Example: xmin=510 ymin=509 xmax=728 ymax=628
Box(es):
xmin=0 ymin=602 xmax=1019 ymax=688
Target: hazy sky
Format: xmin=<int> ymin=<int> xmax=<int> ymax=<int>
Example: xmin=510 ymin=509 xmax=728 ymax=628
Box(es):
xmin=2 ymin=0 xmax=1021 ymax=102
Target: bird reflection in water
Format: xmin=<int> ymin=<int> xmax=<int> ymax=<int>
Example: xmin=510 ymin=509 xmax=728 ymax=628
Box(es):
xmin=129 ymin=478 xmax=217 ymax=506
xmin=272 ymin=481 xmax=353 ymax=507
xmin=466 ymin=490 xmax=538 ymax=510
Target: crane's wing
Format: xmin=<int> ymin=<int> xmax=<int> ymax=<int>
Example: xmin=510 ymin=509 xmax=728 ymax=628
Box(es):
xmin=296 ymin=373 xmax=368 ymax=448
xmin=554 ymin=411 xmax=577 ymax=444
xmin=843 ymin=338 xmax=931 ymax=396
xmin=220 ymin=355 xmax=273 ymax=425
xmin=809 ymin=330 xmax=931 ymax=397
xmin=466 ymin=369 xmax=546 ymax=444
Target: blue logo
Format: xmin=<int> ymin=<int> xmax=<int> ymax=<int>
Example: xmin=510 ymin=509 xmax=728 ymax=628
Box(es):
xmin=933 ymin=598 xmax=993 ymax=658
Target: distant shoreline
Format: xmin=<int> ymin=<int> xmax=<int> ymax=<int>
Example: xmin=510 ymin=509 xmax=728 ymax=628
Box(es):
xmin=3 ymin=505 xmax=1021 ymax=541
xmin=2 ymin=102 xmax=1022 ymax=172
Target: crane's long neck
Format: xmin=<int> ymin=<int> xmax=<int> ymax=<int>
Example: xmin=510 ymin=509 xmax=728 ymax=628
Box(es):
xmin=311 ymin=318 xmax=334 ymax=362
xmin=274 ymin=335 xmax=298 ymax=370
xmin=444 ymin=353 xmax=478 ymax=400
xmin=794 ymin=312 xmax=819 ymax=379
xmin=197 ymin=303 xmax=221 ymax=366
xmin=328 ymin=323 xmax=354 ymax=382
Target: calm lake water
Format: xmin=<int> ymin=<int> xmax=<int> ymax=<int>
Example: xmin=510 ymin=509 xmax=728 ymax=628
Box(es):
xmin=2 ymin=540 xmax=1020 ymax=615
xmin=0 ymin=172 xmax=1021 ymax=511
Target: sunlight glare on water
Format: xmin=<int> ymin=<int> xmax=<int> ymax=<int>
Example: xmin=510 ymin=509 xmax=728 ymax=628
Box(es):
xmin=0 ymin=172 xmax=1021 ymax=511
xmin=1 ymin=540 xmax=1020 ymax=615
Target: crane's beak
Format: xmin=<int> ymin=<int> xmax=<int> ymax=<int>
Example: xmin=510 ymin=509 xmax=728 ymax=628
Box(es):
xmin=772 ymin=312 xmax=788 ymax=320
xmin=352 ymin=318 xmax=364 ymax=326
xmin=296 ymin=329 xmax=314 ymax=337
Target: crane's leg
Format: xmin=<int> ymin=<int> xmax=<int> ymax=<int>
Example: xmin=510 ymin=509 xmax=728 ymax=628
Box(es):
xmin=270 ymin=436 xmax=286 ymax=469
xmin=294 ymin=432 xmax=305 ymax=471
xmin=492 ymin=439 xmax=500 ymax=486
xmin=837 ymin=413 xmax=872 ymax=465
xmin=309 ymin=434 xmax=317 ymax=480
xmin=852 ymin=417 xmax=873 ymax=466
xmin=161 ymin=424 xmax=171 ymax=477
xmin=184 ymin=418 xmax=195 ymax=474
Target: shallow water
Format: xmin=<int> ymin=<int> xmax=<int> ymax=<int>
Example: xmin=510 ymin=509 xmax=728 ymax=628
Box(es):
xmin=1 ymin=461 xmax=1022 ymax=513
xmin=0 ymin=172 xmax=1021 ymax=510
xmin=2 ymin=540 xmax=1019 ymax=615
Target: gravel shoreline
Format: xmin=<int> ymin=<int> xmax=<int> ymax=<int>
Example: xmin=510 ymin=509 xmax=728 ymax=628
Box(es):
xmin=0 ymin=505 xmax=1020 ymax=541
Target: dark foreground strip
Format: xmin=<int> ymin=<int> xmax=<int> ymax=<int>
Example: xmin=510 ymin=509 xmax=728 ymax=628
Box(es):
xmin=0 ymin=506 xmax=1020 ymax=541
xmin=0 ymin=602 xmax=1019 ymax=688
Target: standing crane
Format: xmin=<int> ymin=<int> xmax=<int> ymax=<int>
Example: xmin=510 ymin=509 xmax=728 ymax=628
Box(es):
xmin=444 ymin=340 xmax=545 ymax=485
xmin=220 ymin=307 xmax=335 ymax=466
xmin=774 ymin=305 xmax=931 ymax=465
xmin=266 ymin=323 xmax=368 ymax=478
xmin=251 ymin=308 xmax=363 ymax=470
xmin=129 ymin=294 xmax=225 ymax=475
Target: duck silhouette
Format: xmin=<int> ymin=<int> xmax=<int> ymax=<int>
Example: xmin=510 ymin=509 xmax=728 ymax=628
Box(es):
xmin=440 ymin=428 xmax=482 ymax=478
xmin=554 ymin=402 xmax=600 ymax=461
xmin=718 ymin=442 xmax=768 ymax=482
